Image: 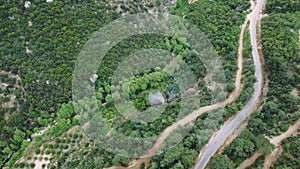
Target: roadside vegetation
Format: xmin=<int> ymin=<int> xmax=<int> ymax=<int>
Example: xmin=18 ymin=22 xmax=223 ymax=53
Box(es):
xmin=1 ymin=0 xmax=298 ymax=169
xmin=215 ymin=0 xmax=300 ymax=168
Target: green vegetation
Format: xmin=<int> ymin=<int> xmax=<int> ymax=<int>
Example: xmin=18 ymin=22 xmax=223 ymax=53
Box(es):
xmin=1 ymin=0 xmax=298 ymax=168
xmin=0 ymin=1 xmax=120 ymax=166
xmin=208 ymin=129 xmax=273 ymax=168
xmin=248 ymin=2 xmax=300 ymax=137
xmin=216 ymin=1 xmax=300 ymax=168
xmin=273 ymin=133 xmax=300 ymax=168
xmin=209 ymin=154 xmax=236 ymax=169
xmin=147 ymin=0 xmax=257 ymax=168
xmin=224 ymin=130 xmax=273 ymax=164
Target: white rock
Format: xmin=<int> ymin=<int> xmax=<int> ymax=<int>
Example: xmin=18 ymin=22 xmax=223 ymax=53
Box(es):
xmin=24 ymin=1 xmax=31 ymax=8
xmin=28 ymin=20 xmax=32 ymax=26
xmin=149 ymin=91 xmax=165 ymax=105
xmin=89 ymin=74 xmax=98 ymax=83
xmin=0 ymin=83 xmax=9 ymax=89
xmin=46 ymin=0 xmax=53 ymax=2
xmin=46 ymin=80 xmax=50 ymax=85
xmin=26 ymin=47 xmax=32 ymax=53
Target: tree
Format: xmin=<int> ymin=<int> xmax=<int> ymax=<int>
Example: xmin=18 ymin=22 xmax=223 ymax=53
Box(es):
xmin=208 ymin=154 xmax=235 ymax=169
xmin=11 ymin=129 xmax=25 ymax=146
xmin=170 ymin=162 xmax=184 ymax=169
xmin=112 ymin=155 xmax=130 ymax=167
xmin=225 ymin=138 xmax=255 ymax=161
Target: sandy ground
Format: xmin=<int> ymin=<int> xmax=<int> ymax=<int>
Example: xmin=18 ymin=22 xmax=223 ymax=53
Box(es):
xmin=264 ymin=145 xmax=284 ymax=169
xmin=237 ymin=152 xmax=263 ymax=169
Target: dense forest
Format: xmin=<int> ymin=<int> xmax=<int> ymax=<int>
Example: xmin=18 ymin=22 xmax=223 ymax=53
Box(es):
xmin=1 ymin=0 xmax=299 ymax=168
xmin=0 ymin=0 xmax=121 ymax=166
xmin=209 ymin=0 xmax=300 ymax=168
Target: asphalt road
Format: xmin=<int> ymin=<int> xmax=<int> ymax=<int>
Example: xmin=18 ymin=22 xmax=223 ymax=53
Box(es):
xmin=194 ymin=0 xmax=265 ymax=168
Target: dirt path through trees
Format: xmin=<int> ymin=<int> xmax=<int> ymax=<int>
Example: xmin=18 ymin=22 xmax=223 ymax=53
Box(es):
xmin=106 ymin=2 xmax=252 ymax=169
xmin=237 ymin=119 xmax=300 ymax=169
xmin=263 ymin=119 xmax=300 ymax=168
xmin=237 ymin=152 xmax=263 ymax=169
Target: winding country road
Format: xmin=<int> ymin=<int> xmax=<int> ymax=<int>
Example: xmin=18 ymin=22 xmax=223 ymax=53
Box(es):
xmin=194 ymin=0 xmax=265 ymax=168
xmin=107 ymin=1 xmax=265 ymax=169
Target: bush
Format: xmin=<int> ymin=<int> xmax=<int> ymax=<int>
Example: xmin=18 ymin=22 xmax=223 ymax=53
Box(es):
xmin=54 ymin=143 xmax=59 ymax=149
xmin=48 ymin=144 xmax=53 ymax=149
xmin=35 ymin=149 xmax=41 ymax=154
xmin=45 ymin=149 xmax=51 ymax=155
xmin=55 ymin=138 xmax=61 ymax=143
xmin=73 ymin=133 xmax=79 ymax=139
xmin=20 ymin=163 xmax=25 ymax=168
xmin=226 ymin=83 xmax=235 ymax=92
xmin=30 ymin=163 xmax=35 ymax=168
xmin=43 ymin=144 xmax=48 ymax=148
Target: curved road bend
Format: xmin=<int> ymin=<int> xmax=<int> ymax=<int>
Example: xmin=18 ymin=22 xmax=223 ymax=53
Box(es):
xmin=194 ymin=0 xmax=265 ymax=168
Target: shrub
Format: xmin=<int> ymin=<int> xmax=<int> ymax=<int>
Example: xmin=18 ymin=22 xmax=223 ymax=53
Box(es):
xmin=20 ymin=163 xmax=25 ymax=168
xmin=55 ymin=138 xmax=61 ymax=143
xmin=35 ymin=149 xmax=41 ymax=154
xmin=48 ymin=144 xmax=53 ymax=149
xmin=73 ymin=133 xmax=79 ymax=139
xmin=30 ymin=163 xmax=35 ymax=168
xmin=43 ymin=144 xmax=48 ymax=148
xmin=45 ymin=149 xmax=51 ymax=155
xmin=54 ymin=143 xmax=59 ymax=149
